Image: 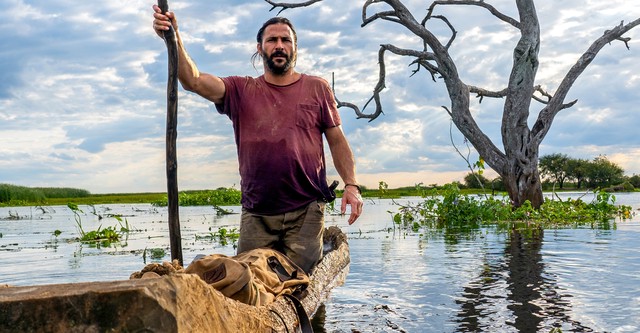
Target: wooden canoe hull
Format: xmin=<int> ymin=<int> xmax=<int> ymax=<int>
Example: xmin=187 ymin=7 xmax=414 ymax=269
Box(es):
xmin=0 ymin=226 xmax=350 ymax=332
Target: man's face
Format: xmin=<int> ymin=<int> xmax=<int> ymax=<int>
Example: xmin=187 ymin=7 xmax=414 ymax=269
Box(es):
xmin=258 ymin=23 xmax=297 ymax=75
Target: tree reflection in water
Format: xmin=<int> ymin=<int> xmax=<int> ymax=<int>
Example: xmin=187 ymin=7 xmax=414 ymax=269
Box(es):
xmin=454 ymin=227 xmax=596 ymax=332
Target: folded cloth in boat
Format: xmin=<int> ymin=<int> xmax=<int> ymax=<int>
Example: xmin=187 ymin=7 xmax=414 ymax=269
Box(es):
xmin=185 ymin=248 xmax=310 ymax=306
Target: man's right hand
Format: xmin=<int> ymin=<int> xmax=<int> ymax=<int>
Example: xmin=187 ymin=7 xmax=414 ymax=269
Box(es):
xmin=152 ymin=4 xmax=177 ymax=38
xmin=150 ymin=4 xmax=226 ymax=104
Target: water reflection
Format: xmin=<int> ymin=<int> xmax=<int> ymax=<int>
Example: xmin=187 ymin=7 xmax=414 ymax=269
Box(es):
xmin=453 ymin=226 xmax=602 ymax=332
xmin=505 ymin=228 xmax=545 ymax=333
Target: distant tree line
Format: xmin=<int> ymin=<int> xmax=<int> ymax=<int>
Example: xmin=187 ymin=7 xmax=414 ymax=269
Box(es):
xmin=0 ymin=184 xmax=90 ymax=204
xmin=463 ymin=154 xmax=638 ymax=192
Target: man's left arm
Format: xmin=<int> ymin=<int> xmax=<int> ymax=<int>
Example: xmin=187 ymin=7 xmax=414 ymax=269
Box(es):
xmin=325 ymin=126 xmax=363 ymax=225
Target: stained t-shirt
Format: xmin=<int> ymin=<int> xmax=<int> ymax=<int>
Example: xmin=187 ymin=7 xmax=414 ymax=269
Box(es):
xmin=215 ymin=74 xmax=341 ymax=214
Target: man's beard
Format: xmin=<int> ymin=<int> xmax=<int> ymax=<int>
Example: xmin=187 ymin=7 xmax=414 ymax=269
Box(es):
xmin=263 ymin=50 xmax=294 ymax=75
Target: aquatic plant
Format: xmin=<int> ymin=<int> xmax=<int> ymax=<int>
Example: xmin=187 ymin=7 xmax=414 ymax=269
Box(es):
xmin=67 ymin=203 xmax=137 ymax=246
xmin=391 ymin=184 xmax=634 ymax=234
xmin=196 ymin=227 xmax=240 ymax=248
xmin=143 ymin=247 xmax=167 ymax=263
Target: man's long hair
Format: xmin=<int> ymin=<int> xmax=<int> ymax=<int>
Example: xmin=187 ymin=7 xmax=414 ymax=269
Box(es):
xmin=251 ymin=17 xmax=298 ymax=70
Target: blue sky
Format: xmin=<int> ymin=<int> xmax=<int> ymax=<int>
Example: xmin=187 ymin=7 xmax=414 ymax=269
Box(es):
xmin=1 ymin=0 xmax=639 ymax=193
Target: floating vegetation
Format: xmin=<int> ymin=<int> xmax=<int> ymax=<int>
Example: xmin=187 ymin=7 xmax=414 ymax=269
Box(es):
xmin=212 ymin=205 xmax=235 ymax=216
xmin=143 ymin=247 xmax=167 ymax=263
xmin=390 ymin=184 xmax=635 ymax=237
xmin=196 ymin=227 xmax=240 ymax=248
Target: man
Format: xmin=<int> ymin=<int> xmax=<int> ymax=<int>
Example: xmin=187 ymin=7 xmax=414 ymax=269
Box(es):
xmin=152 ymin=6 xmax=363 ymax=273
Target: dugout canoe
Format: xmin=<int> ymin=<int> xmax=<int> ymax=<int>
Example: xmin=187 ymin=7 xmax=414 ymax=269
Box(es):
xmin=0 ymin=226 xmax=350 ymax=332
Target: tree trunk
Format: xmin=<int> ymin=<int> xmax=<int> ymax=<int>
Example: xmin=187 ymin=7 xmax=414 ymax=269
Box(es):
xmin=493 ymin=0 xmax=543 ymax=209
xmin=502 ymin=162 xmax=543 ymax=208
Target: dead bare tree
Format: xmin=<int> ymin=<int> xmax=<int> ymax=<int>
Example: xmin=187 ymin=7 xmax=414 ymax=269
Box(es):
xmin=264 ymin=0 xmax=639 ymax=208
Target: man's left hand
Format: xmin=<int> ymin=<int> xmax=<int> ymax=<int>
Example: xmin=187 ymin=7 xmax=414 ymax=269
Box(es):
xmin=341 ymin=186 xmax=363 ymax=225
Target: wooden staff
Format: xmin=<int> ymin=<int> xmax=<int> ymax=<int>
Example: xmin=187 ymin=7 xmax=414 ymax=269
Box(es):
xmin=158 ymin=0 xmax=182 ymax=265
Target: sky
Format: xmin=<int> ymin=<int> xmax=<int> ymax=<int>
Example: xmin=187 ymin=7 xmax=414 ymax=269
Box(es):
xmin=1 ymin=0 xmax=639 ymax=194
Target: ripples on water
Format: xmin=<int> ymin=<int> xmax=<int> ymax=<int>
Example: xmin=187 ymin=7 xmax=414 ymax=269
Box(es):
xmin=321 ymin=193 xmax=640 ymax=333
xmin=1 ymin=193 xmax=639 ymax=332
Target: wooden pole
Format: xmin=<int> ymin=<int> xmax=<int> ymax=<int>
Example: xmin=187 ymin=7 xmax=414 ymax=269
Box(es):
xmin=158 ymin=0 xmax=182 ymax=265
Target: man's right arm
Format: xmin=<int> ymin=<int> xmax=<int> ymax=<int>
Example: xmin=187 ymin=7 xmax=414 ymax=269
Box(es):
xmin=152 ymin=5 xmax=225 ymax=104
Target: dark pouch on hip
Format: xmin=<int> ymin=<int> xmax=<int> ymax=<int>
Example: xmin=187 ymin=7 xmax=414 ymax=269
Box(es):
xmin=323 ymin=180 xmax=339 ymax=203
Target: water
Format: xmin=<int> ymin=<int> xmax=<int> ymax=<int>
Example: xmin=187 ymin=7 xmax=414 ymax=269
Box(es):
xmin=1 ymin=192 xmax=639 ymax=332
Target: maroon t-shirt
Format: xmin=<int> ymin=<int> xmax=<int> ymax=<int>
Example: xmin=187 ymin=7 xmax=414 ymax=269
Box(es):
xmin=216 ymin=74 xmax=341 ymax=214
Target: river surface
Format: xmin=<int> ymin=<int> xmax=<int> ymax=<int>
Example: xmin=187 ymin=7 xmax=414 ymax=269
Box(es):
xmin=1 ymin=192 xmax=639 ymax=333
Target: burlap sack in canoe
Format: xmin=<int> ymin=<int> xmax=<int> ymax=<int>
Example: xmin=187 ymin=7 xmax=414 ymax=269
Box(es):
xmin=184 ymin=248 xmax=309 ymax=306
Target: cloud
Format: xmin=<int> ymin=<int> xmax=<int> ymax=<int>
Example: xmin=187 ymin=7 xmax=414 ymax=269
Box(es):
xmin=2 ymin=0 xmax=639 ymax=193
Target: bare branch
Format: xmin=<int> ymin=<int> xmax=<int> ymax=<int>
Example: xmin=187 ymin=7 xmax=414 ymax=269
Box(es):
xmin=426 ymin=0 xmax=520 ymax=29
xmin=363 ymin=0 xmax=400 ymax=27
xmin=383 ymin=44 xmax=436 ymax=60
xmin=331 ymin=52 xmax=385 ymax=122
xmin=468 ymin=86 xmax=508 ymax=103
xmin=532 ymin=18 xmax=640 ymax=142
xmin=331 ymin=72 xmax=384 ymax=122
xmin=409 ymin=58 xmax=439 ymax=80
xmin=263 ymin=0 xmax=323 ymax=15
xmin=362 ymin=10 xmax=401 ymax=27
xmin=533 ymin=85 xmax=551 ymax=101
xmin=606 ymin=21 xmax=633 ymax=49
xmin=429 ymin=15 xmax=458 ymax=50
xmin=467 ymin=84 xmax=577 ymax=109
xmin=334 ymin=43 xmax=443 ymax=121
xmin=441 ymin=106 xmax=453 ymax=117
xmin=531 ymin=85 xmax=576 ymax=109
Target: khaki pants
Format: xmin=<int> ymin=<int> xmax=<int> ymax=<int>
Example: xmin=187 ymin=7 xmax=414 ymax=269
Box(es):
xmin=238 ymin=200 xmax=325 ymax=273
